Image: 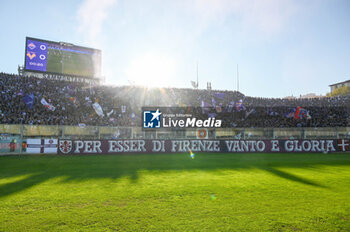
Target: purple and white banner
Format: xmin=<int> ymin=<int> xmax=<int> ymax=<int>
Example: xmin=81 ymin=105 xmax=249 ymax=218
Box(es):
xmin=27 ymin=139 xmax=57 ymax=154
xmin=58 ymin=139 xmax=350 ymax=155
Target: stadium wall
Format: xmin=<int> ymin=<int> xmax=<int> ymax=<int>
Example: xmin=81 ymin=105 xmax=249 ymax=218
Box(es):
xmin=1 ymin=124 xmax=350 ymax=154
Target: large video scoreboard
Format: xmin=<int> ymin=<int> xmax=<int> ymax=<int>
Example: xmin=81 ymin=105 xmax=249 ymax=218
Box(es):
xmin=24 ymin=37 xmax=101 ymax=78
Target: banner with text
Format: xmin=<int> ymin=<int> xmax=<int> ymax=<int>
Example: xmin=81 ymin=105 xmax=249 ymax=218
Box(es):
xmin=58 ymin=139 xmax=350 ymax=154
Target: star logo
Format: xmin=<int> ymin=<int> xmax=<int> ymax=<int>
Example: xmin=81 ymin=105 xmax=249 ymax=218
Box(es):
xmin=150 ymin=109 xmax=161 ymax=122
xmin=143 ymin=109 xmax=162 ymax=128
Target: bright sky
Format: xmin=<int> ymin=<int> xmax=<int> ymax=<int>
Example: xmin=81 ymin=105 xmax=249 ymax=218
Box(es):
xmin=0 ymin=0 xmax=349 ymax=98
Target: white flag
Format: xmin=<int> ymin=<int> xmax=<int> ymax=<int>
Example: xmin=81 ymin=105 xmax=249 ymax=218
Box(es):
xmin=40 ymin=98 xmax=56 ymax=111
xmin=107 ymin=109 xmax=114 ymax=117
xmin=92 ymin=102 xmax=104 ymax=117
xmin=121 ymin=105 xmax=126 ymax=113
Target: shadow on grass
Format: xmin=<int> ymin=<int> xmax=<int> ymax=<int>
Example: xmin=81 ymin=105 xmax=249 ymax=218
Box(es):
xmin=0 ymin=173 xmax=44 ymax=197
xmin=0 ymin=152 xmax=349 ymax=198
xmin=261 ymin=167 xmax=326 ymax=188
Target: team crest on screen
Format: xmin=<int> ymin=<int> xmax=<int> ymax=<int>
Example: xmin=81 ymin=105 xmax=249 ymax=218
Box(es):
xmin=143 ymin=109 xmax=162 ymax=128
xmin=27 ymin=51 xmax=36 ymax=60
xmin=59 ymin=140 xmax=72 ymax=154
xmin=28 ymin=42 xmax=36 ymax=50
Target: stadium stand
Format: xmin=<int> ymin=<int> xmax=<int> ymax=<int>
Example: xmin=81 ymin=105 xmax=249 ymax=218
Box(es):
xmin=0 ymin=72 xmax=349 ymax=127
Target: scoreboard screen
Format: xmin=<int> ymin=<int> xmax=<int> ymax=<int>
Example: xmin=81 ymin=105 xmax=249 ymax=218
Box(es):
xmin=24 ymin=37 xmax=101 ymax=78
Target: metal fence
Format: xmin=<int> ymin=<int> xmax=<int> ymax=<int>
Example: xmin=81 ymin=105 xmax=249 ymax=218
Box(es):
xmin=1 ymin=124 xmax=350 ymax=153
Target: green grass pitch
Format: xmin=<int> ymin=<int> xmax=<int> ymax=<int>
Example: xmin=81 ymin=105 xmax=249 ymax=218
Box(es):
xmin=0 ymin=153 xmax=349 ymax=231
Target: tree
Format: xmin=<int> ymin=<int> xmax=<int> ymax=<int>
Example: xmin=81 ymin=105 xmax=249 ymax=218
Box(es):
xmin=327 ymin=86 xmax=350 ymax=97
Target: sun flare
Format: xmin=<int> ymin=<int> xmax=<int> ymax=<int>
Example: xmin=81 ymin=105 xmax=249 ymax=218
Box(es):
xmin=125 ymin=52 xmax=176 ymax=87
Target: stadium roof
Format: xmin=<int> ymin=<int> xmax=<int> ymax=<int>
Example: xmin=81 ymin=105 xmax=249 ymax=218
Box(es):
xmin=329 ymin=80 xmax=350 ymax=87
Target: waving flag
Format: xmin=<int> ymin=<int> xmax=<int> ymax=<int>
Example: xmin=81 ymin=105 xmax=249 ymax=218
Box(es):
xmin=201 ymin=100 xmax=211 ymax=114
xmin=121 ymin=105 xmax=127 ymax=113
xmin=216 ymin=105 xmax=222 ymax=113
xmin=40 ymin=98 xmax=55 ymax=111
xmin=24 ymin=93 xmax=34 ymax=109
xmin=235 ymin=99 xmax=246 ymax=112
xmin=107 ymin=109 xmax=114 ymax=117
xmin=213 ymin=92 xmax=225 ymax=99
xmin=226 ymin=101 xmax=235 ymax=113
xmin=295 ymin=106 xmax=311 ymax=119
xmin=191 ymin=81 xmax=198 ymax=88
xmin=211 ymin=97 xmax=217 ymax=108
xmin=92 ymin=102 xmax=104 ymax=117
xmin=245 ymin=108 xmax=255 ymax=118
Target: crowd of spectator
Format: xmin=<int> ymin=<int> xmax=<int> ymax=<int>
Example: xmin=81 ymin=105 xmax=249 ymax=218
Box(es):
xmin=0 ymin=72 xmax=349 ymax=128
